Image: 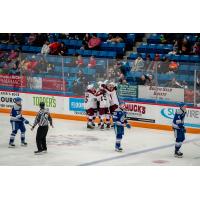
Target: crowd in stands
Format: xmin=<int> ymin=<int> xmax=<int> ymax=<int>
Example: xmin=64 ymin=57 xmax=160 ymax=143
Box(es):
xmin=159 ymin=33 xmax=200 ymax=55
xmin=0 ymin=33 xmax=200 ymax=105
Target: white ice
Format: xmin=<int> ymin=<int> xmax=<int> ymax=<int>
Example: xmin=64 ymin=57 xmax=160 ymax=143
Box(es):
xmin=0 ymin=113 xmax=200 ymax=166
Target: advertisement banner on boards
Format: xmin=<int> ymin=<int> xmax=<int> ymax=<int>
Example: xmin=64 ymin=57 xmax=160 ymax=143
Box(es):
xmin=118 ymin=84 xmax=138 ymax=98
xmin=42 ymin=78 xmax=66 ymax=92
xmin=0 ymin=75 xmax=27 ymax=88
xmin=138 ymin=85 xmax=184 ymax=102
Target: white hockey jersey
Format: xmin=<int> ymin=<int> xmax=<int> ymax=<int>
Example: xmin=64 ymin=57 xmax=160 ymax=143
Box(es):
xmin=105 ymin=87 xmax=119 ymax=106
xmin=96 ymin=89 xmax=110 ymax=108
xmin=84 ymin=90 xmax=97 ymax=110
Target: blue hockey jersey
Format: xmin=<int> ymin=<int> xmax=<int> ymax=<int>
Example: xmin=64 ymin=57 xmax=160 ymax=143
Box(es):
xmin=112 ymin=108 xmax=128 ymax=126
xmin=172 ymin=108 xmax=186 ymax=129
xmin=10 ymin=104 xmax=24 ymax=122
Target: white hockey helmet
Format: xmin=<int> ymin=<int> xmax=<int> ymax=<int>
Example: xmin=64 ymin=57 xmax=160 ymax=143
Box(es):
xmin=87 ymin=84 xmax=94 ymax=90
xmin=104 ymin=80 xmax=109 ymax=85
xmin=109 ymin=82 xmax=116 ymax=87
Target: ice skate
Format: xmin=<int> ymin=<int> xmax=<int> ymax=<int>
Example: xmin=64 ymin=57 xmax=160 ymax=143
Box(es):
xmin=106 ymin=124 xmax=111 ymax=129
xmin=8 ymin=143 xmax=15 ymax=148
xmin=21 ymin=142 xmax=28 ymax=147
xmin=174 ymin=151 xmax=183 ymax=158
xmin=87 ymin=123 xmax=95 ymax=129
xmin=115 ymin=147 xmax=123 ymax=152
xmin=34 ymin=150 xmax=43 ymax=155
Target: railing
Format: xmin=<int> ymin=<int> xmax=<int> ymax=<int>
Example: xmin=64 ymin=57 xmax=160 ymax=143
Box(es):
xmin=0 ymin=52 xmax=199 ymax=107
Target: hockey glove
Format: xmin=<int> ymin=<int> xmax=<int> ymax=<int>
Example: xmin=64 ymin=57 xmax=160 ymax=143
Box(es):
xmin=126 ymin=123 xmax=131 ymax=129
xmin=24 ymin=120 xmax=29 ymax=124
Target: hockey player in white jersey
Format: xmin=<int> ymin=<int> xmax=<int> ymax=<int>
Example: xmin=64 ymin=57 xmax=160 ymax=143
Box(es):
xmin=105 ymin=82 xmax=119 ymax=115
xmin=84 ymin=84 xmax=97 ymax=129
xmin=96 ymin=81 xmax=111 ymax=129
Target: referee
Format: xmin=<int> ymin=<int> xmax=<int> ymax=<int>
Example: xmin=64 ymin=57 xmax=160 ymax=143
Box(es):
xmin=31 ymin=102 xmax=53 ymax=154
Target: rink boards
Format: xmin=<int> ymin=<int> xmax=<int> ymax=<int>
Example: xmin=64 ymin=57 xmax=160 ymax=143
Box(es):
xmin=0 ymin=90 xmax=199 ymax=134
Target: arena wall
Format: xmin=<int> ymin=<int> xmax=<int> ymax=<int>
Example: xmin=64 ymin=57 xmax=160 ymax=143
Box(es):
xmin=0 ymin=90 xmax=199 ymax=134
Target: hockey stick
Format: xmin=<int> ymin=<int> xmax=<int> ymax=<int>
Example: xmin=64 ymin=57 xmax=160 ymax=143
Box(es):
xmin=28 ymin=123 xmax=33 ymax=128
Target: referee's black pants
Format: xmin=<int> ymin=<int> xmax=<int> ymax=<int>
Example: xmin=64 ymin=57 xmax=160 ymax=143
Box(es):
xmin=36 ymin=126 xmax=48 ymax=151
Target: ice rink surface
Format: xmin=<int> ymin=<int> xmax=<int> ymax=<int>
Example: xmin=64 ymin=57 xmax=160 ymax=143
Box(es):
xmin=0 ymin=113 xmax=200 ymax=166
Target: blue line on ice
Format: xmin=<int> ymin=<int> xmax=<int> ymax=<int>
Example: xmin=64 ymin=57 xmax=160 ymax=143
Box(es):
xmin=79 ymin=137 xmax=200 ymax=166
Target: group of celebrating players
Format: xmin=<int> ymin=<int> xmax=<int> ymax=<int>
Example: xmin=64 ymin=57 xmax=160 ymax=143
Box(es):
xmin=84 ymin=80 xmax=120 ymax=130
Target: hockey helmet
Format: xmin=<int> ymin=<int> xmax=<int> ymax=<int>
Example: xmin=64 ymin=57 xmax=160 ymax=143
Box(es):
xmin=178 ymin=102 xmax=186 ymax=108
xmin=14 ymin=97 xmax=22 ymax=103
xmin=39 ymin=102 xmax=45 ymax=109
xmin=87 ymin=84 xmax=94 ymax=90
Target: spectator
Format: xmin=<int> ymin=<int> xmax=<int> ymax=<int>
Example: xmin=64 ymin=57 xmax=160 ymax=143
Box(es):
xmin=8 ymin=49 xmax=19 ymax=60
xmin=81 ymin=33 xmax=91 ymax=49
xmin=88 ymin=33 xmax=101 ymax=50
xmin=49 ymin=41 xmax=60 ymax=55
xmin=168 ymin=47 xmax=177 ymax=55
xmin=147 ymin=54 xmax=161 ymax=72
xmin=144 ymin=54 xmax=152 ymax=71
xmin=131 ymin=55 xmax=144 ymax=71
xmin=136 ymin=75 xmax=147 ymax=85
xmin=76 ymin=69 xmax=84 ymax=80
xmin=28 ymin=33 xmax=37 ymax=45
xmin=72 ymin=80 xmax=82 ymax=95
xmin=110 ymin=34 xmax=124 ymax=43
xmin=168 ymin=60 xmax=179 ymax=72
xmin=9 ymin=63 xmax=20 ymax=75
xmin=145 ymin=74 xmax=155 ymax=86
xmin=88 ymin=56 xmax=96 ymax=68
xmin=192 ymin=42 xmax=200 ymax=55
xmin=165 ymin=78 xmax=183 ymax=88
xmin=21 ymin=55 xmax=38 ymax=74
xmin=35 ymin=33 xmax=48 ymax=46
xmin=179 ymin=38 xmax=191 ymax=55
xmin=75 ymin=55 xmax=84 ymax=67
xmin=117 ymin=71 xmax=126 ymax=84
xmin=58 ymin=42 xmax=67 ymax=56
xmin=41 ymin=41 xmax=50 ymax=55
xmin=158 ymin=57 xmax=170 ymax=74
xmin=107 ymin=34 xmax=114 ymax=42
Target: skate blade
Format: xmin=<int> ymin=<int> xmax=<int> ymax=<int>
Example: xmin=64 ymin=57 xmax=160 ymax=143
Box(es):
xmin=34 ymin=152 xmax=43 ymax=155
xmin=115 ymin=149 xmax=123 ymax=152
xmin=8 ymin=145 xmax=15 ymax=148
xmin=174 ymin=154 xmax=183 ymax=158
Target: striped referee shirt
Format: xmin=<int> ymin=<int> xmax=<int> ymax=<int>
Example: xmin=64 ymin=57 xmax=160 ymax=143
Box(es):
xmin=33 ymin=108 xmax=53 ymax=127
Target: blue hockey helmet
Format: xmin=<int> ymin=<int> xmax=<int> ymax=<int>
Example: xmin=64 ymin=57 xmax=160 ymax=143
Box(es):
xmin=14 ymin=97 xmax=22 ymax=103
xmin=177 ymin=102 xmax=186 ymax=108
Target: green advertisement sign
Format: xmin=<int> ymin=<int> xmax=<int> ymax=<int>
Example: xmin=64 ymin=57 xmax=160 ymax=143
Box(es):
xmin=118 ymin=84 xmax=138 ymax=98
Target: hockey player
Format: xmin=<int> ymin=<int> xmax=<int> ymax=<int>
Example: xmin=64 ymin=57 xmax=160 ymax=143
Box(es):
xmin=96 ymin=81 xmax=111 ymax=129
xmin=9 ymin=97 xmax=29 ymax=148
xmin=112 ymin=104 xmax=131 ymax=152
xmin=105 ymin=82 xmax=119 ymax=115
xmin=84 ymin=84 xmax=97 ymax=129
xmin=172 ymin=102 xmax=187 ymax=158
xmin=31 ymin=102 xmax=53 ymax=154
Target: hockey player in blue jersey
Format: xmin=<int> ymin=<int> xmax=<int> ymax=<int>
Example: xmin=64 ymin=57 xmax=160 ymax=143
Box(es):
xmin=172 ymin=102 xmax=187 ymax=158
xmin=9 ymin=97 xmax=29 ymax=148
xmin=112 ymin=104 xmax=131 ymax=152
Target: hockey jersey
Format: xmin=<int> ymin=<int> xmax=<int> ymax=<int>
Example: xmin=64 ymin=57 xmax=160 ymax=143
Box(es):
xmin=10 ymin=104 xmax=24 ymax=122
xmin=33 ymin=108 xmax=53 ymax=127
xmin=96 ymin=89 xmax=110 ymax=108
xmin=105 ymin=87 xmax=119 ymax=106
xmin=112 ymin=108 xmax=128 ymax=126
xmin=172 ymin=108 xmax=186 ymax=129
xmin=84 ymin=89 xmax=97 ymax=110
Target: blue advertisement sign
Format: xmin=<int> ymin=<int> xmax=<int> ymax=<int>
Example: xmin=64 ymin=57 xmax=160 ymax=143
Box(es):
xmin=69 ymin=98 xmax=85 ymax=112
xmin=160 ymin=107 xmax=200 ymax=128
